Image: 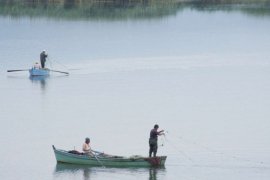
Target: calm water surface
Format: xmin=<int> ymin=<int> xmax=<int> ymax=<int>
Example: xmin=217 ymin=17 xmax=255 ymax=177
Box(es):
xmin=0 ymin=3 xmax=270 ymax=180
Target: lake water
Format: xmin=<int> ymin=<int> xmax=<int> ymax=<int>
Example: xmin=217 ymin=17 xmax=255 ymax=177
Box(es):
xmin=0 ymin=2 xmax=270 ymax=180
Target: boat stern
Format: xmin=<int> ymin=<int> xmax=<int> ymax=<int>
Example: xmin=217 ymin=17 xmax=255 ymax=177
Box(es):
xmin=144 ymin=156 xmax=167 ymax=166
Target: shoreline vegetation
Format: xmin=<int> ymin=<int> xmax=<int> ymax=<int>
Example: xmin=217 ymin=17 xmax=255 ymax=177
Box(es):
xmin=0 ymin=0 xmax=270 ymax=20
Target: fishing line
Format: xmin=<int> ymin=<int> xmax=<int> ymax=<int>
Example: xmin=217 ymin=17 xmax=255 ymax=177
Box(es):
xmin=163 ymin=134 xmax=194 ymax=163
xmin=166 ymin=132 xmax=193 ymax=151
xmin=48 ymin=57 xmax=53 ymax=70
xmin=166 ymin=131 xmax=212 ymax=152
xmin=49 ymin=56 xmax=69 ymax=70
xmin=159 ymin=135 xmax=165 ymax=147
xmin=166 ymin=131 xmax=267 ymax=166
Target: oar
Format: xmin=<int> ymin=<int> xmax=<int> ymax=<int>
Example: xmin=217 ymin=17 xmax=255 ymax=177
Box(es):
xmin=91 ymin=151 xmax=105 ymax=168
xmin=7 ymin=69 xmax=29 ymax=72
xmin=50 ymin=69 xmax=69 ymax=75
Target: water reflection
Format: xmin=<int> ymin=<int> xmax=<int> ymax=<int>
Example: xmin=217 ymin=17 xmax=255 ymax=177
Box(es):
xmin=55 ymin=163 xmax=92 ymax=180
xmin=0 ymin=0 xmax=180 ymax=20
xmin=149 ymin=168 xmax=157 ymax=180
xmin=64 ymin=0 xmax=76 ymax=9
xmin=29 ymin=75 xmax=49 ymax=92
xmin=1 ymin=0 xmax=269 ymax=20
xmin=54 ymin=163 xmax=165 ymax=180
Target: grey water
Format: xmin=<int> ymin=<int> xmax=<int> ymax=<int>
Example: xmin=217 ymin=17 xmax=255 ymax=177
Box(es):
xmin=1 ymin=2 xmax=270 ymax=180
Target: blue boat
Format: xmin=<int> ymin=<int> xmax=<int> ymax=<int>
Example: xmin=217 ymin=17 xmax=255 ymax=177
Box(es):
xmin=29 ymin=68 xmax=50 ymax=76
xmin=8 ymin=66 xmax=68 ymax=76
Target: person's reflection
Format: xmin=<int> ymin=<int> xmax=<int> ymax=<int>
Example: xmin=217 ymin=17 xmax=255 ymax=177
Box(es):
xmin=83 ymin=168 xmax=91 ymax=180
xmin=149 ymin=168 xmax=157 ymax=180
xmin=29 ymin=75 xmax=48 ymax=92
xmin=54 ymin=163 xmax=91 ymax=180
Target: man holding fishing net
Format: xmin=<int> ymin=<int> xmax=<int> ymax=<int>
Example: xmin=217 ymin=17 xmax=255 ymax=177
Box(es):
xmin=149 ymin=124 xmax=164 ymax=157
xmin=40 ymin=50 xmax=48 ymax=68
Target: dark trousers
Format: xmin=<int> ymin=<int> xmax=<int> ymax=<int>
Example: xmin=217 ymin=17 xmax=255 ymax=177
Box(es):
xmin=41 ymin=60 xmax=45 ymax=68
xmin=149 ymin=139 xmax=158 ymax=157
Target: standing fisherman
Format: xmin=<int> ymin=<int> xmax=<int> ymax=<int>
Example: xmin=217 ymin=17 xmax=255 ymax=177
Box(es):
xmin=149 ymin=124 xmax=164 ymax=157
xmin=40 ymin=50 xmax=48 ymax=68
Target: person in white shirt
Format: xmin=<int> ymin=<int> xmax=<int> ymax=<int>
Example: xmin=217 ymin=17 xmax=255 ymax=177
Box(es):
xmin=82 ymin=137 xmax=93 ymax=156
xmin=33 ymin=62 xmax=41 ymax=69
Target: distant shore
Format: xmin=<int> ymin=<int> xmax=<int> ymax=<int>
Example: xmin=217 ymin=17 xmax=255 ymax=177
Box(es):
xmin=0 ymin=0 xmax=269 ymax=20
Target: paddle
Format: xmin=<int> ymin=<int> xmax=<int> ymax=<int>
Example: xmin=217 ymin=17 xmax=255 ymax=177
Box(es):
xmin=7 ymin=69 xmax=29 ymax=72
xmin=91 ymin=151 xmax=105 ymax=168
xmin=50 ymin=69 xmax=69 ymax=75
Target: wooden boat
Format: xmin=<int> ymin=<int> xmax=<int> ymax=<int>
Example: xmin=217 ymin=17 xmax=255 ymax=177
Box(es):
xmin=52 ymin=145 xmax=167 ymax=167
xmin=29 ymin=67 xmax=50 ymax=76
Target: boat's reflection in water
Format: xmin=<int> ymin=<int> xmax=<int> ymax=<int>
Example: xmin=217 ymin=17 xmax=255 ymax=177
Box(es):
xmin=29 ymin=75 xmax=49 ymax=91
xmin=149 ymin=168 xmax=158 ymax=180
xmin=54 ymin=163 xmax=92 ymax=180
xmin=54 ymin=162 xmax=165 ymax=180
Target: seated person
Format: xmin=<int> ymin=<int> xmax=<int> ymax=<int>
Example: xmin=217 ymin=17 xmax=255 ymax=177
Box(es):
xmin=33 ymin=62 xmax=41 ymax=69
xmin=82 ymin=137 xmax=94 ymax=156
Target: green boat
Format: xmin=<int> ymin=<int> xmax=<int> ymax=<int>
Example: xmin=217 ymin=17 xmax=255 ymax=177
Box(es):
xmin=52 ymin=145 xmax=167 ymax=167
